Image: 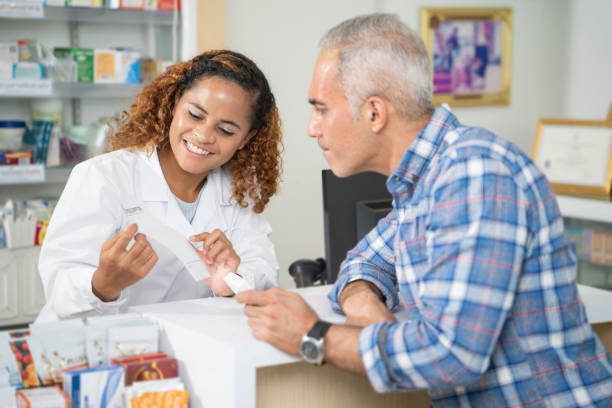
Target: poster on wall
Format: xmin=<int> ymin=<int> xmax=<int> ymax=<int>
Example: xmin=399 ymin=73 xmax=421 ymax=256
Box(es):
xmin=420 ymin=7 xmax=513 ymax=107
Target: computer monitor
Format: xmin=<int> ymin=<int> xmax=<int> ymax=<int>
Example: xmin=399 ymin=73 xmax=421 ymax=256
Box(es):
xmin=322 ymin=169 xmax=392 ymax=284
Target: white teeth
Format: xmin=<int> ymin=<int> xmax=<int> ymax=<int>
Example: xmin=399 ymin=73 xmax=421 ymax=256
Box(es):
xmin=185 ymin=140 xmax=211 ymax=155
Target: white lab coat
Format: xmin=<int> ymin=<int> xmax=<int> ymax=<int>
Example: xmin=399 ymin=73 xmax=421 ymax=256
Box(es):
xmin=36 ymin=148 xmax=278 ymax=322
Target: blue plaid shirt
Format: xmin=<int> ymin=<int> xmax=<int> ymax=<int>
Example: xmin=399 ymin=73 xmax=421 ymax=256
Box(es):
xmin=329 ymin=105 xmax=612 ymax=407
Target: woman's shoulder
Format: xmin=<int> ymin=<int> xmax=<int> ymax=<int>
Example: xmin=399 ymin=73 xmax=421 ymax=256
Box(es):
xmin=68 ymin=149 xmax=148 ymax=189
xmin=75 ymin=148 xmax=147 ymax=172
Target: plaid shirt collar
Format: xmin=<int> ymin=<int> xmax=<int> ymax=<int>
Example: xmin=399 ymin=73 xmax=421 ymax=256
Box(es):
xmin=388 ymin=104 xmax=460 ymax=193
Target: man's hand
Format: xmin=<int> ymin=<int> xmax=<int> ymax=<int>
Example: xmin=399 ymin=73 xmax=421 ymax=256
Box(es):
xmin=339 ymin=280 xmax=397 ymax=327
xmin=190 ymin=229 xmax=240 ymax=296
xmin=236 ymin=287 xmax=319 ymax=355
xmin=92 ymin=223 xmax=158 ymax=302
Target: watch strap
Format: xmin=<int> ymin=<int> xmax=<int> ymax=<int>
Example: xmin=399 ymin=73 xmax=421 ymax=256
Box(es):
xmin=307 ymin=320 xmax=332 ymax=340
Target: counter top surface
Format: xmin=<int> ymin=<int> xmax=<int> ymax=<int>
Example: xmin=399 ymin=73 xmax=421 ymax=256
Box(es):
xmin=131 ymin=284 xmax=612 ymax=366
xmin=129 ymin=284 xmax=612 ymax=408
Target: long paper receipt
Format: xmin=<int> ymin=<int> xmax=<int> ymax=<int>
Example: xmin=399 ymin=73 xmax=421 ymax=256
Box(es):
xmin=126 ymin=207 xmax=210 ymax=280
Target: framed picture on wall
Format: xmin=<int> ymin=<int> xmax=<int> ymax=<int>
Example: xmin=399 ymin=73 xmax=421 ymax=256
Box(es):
xmin=420 ymin=7 xmax=513 ymax=107
xmin=532 ymin=118 xmax=612 ymax=199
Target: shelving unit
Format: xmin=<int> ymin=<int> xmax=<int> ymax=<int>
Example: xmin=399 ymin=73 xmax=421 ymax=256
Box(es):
xmin=557 ymin=195 xmax=612 ymax=224
xmin=0 ymin=80 xmax=143 ymax=99
xmin=0 ymin=164 xmax=72 ymax=185
xmin=0 ymin=3 xmax=177 ymax=24
xmin=42 ymin=5 xmax=177 ymax=25
xmin=0 ymin=5 xmax=181 ymax=328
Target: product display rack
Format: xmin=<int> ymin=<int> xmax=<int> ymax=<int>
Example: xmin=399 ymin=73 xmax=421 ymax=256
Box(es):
xmin=557 ymin=195 xmax=612 ymax=224
xmin=0 ymin=80 xmax=143 ymax=98
xmin=0 ymin=5 xmax=180 ymax=328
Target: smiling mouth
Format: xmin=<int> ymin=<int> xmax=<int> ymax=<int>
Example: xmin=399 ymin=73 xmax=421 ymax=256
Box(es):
xmin=185 ymin=140 xmax=212 ymax=156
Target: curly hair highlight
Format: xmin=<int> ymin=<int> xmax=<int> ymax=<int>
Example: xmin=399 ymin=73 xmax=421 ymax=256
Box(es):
xmin=109 ymin=50 xmax=283 ymax=214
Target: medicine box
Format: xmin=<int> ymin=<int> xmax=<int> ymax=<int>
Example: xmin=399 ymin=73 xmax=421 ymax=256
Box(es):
xmin=53 ymin=48 xmax=94 ymax=83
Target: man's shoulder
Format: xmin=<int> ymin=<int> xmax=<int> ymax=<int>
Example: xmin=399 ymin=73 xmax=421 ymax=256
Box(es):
xmin=440 ymin=125 xmax=530 ymax=170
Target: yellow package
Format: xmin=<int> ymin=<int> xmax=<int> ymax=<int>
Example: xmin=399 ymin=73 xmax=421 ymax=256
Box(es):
xmin=130 ymin=390 xmax=188 ymax=408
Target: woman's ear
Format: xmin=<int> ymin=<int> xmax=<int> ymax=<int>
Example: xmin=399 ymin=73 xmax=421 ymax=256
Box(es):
xmin=238 ymin=129 xmax=257 ymax=150
xmin=361 ymin=96 xmax=387 ymax=133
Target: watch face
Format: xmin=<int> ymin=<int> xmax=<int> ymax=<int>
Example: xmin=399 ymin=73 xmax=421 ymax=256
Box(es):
xmin=300 ymin=340 xmax=318 ymax=360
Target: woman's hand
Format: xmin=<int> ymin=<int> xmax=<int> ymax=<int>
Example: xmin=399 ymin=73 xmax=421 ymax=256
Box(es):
xmin=190 ymin=229 xmax=241 ymax=296
xmin=92 ymin=223 xmax=158 ymax=302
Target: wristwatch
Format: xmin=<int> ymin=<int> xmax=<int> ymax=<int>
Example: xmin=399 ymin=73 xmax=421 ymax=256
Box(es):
xmin=299 ymin=320 xmax=332 ymax=365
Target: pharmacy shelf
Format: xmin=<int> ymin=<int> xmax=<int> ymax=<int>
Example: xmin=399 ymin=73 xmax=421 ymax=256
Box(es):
xmin=45 ymin=166 xmax=73 ymax=183
xmin=50 ymin=82 xmax=143 ymax=98
xmin=0 ymin=80 xmax=143 ymax=98
xmin=0 ymin=165 xmax=72 ymax=185
xmin=557 ymin=195 xmax=612 ymax=224
xmin=1 ymin=5 xmax=178 ymax=25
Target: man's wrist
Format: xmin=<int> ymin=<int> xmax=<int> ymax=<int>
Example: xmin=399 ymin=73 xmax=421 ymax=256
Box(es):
xmin=339 ymin=280 xmax=385 ymax=310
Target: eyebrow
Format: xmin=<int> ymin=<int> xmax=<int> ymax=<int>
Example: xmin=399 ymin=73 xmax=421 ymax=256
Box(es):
xmin=190 ymin=103 xmax=241 ymax=130
xmin=308 ymin=98 xmax=325 ymax=107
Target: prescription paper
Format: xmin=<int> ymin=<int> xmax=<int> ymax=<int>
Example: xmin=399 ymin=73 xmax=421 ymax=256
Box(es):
xmin=125 ymin=208 xmax=210 ymax=281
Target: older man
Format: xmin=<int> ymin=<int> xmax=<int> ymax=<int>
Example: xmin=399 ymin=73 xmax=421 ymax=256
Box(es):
xmin=237 ymin=13 xmax=612 ymax=407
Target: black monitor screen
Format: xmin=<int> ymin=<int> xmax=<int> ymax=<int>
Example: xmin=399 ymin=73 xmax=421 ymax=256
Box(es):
xmin=322 ymin=170 xmax=392 ymax=284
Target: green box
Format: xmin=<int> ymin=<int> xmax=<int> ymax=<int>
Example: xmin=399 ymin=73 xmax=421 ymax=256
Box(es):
xmin=53 ymin=47 xmax=94 ymax=83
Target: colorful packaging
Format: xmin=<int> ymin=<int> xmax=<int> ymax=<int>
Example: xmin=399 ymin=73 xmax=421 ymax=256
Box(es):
xmin=120 ymin=0 xmax=144 ymax=9
xmin=85 ymin=313 xmax=152 ymax=367
xmin=0 ymin=41 xmax=19 ymax=63
xmin=15 ymin=385 xmax=69 ymax=408
xmin=3 ymin=151 xmax=32 ymax=165
xmin=9 ymin=337 xmax=39 ymax=389
xmin=124 ymin=378 xmax=187 ymax=408
xmin=63 ymin=365 xmax=124 ymax=408
xmin=12 ymin=62 xmax=44 ymax=80
xmin=34 ymin=220 xmax=49 ymax=246
xmin=111 ymin=352 xmax=177 ymax=386
xmin=115 ymin=49 xmax=141 ymax=84
xmin=30 ymin=319 xmax=87 ymax=383
xmin=53 ymin=48 xmax=94 ymax=83
xmin=0 ymin=331 xmax=22 ymax=389
xmin=94 ymin=49 xmax=117 ymax=83
xmin=157 ymin=0 xmax=180 ymax=11
xmin=25 ymin=335 xmax=55 ymax=386
xmin=22 ymin=120 xmax=53 ymax=164
xmin=106 ymin=325 xmax=159 ymax=362
xmin=139 ymin=57 xmax=162 ymax=83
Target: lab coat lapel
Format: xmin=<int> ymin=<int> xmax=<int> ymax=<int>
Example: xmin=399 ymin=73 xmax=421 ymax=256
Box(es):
xmin=137 ymin=149 xmax=196 ymax=238
xmin=190 ymin=168 xmax=229 ymax=238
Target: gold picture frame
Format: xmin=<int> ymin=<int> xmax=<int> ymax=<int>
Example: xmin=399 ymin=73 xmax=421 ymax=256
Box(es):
xmin=532 ymin=118 xmax=612 ymax=199
xmin=420 ymin=7 xmax=513 ymax=107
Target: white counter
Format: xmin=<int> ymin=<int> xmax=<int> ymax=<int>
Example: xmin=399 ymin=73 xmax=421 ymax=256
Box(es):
xmin=130 ymin=284 xmax=612 ymax=408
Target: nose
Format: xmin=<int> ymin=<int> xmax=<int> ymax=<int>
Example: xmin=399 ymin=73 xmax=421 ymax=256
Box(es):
xmin=194 ymin=124 xmax=215 ymax=144
xmin=307 ymin=110 xmax=321 ymax=139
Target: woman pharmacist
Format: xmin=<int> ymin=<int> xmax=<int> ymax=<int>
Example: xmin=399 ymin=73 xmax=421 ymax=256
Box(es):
xmin=36 ymin=50 xmax=282 ymax=321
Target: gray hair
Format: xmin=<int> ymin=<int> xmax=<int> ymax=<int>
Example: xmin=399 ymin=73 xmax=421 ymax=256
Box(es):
xmin=319 ymin=13 xmax=434 ymax=120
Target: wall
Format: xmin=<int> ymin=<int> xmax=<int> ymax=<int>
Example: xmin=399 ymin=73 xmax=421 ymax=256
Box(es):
xmin=224 ymin=0 xmax=610 ymax=289
xmin=563 ymin=0 xmax=612 ymax=120
xmin=225 ymin=0 xmax=378 ymax=288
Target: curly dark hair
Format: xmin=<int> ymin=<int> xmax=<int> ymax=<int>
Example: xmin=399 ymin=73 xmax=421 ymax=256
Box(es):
xmin=109 ymin=50 xmax=283 ymax=213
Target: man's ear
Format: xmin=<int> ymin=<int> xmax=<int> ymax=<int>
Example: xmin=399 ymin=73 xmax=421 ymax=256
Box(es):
xmin=238 ymin=129 xmax=257 ymax=150
xmin=362 ymin=96 xmax=387 ymax=133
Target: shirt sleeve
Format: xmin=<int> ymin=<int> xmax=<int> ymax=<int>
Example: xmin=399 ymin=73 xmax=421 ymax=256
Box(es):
xmin=359 ymin=156 xmax=528 ymax=391
xmin=38 ymin=161 xmax=128 ymax=320
xmin=229 ymin=208 xmax=279 ymax=290
xmin=328 ymin=208 xmax=400 ymax=314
